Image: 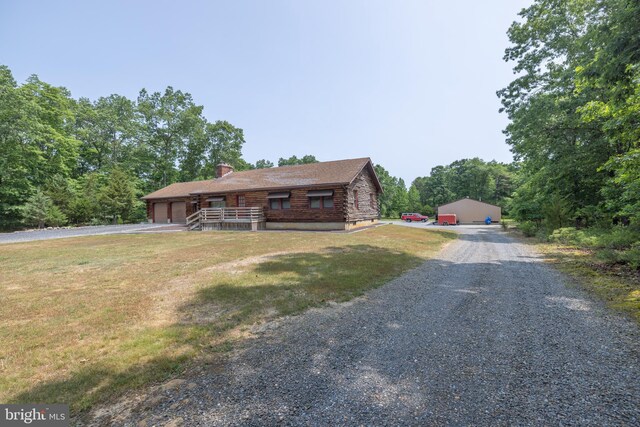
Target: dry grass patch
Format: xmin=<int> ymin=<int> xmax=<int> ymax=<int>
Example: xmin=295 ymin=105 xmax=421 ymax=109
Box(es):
xmin=0 ymin=225 xmax=455 ymax=414
xmin=537 ymin=243 xmax=640 ymax=321
xmin=515 ymin=236 xmax=640 ymax=324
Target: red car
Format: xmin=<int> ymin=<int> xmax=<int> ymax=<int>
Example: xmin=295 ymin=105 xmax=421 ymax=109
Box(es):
xmin=401 ymin=213 xmax=429 ymax=222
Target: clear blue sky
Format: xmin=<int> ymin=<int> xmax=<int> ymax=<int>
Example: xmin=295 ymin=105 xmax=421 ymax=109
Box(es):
xmin=0 ymin=0 xmax=531 ymax=185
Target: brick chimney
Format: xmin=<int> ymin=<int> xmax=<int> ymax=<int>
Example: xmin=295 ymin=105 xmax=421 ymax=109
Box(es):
xmin=216 ymin=164 xmax=234 ymax=178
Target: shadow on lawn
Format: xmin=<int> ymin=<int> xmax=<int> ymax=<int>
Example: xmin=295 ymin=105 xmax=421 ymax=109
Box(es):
xmin=11 ymin=355 xmax=188 ymax=415
xmin=190 ymin=245 xmax=423 ymax=318
xmin=12 ymin=245 xmax=427 ymax=418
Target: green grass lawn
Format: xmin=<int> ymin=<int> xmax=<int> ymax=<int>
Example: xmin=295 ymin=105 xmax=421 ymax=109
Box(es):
xmin=0 ymin=225 xmax=455 ymax=414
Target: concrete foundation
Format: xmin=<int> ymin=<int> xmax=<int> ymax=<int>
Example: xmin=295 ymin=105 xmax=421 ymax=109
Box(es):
xmin=345 ymin=219 xmax=379 ymax=231
xmin=265 ymin=219 xmax=378 ymax=231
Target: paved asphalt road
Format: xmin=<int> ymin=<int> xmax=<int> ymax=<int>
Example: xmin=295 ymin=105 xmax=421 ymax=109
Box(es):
xmin=92 ymin=226 xmax=640 ymax=426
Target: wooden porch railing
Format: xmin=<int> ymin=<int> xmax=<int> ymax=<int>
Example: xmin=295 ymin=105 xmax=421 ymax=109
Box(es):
xmin=187 ymin=207 xmax=266 ymax=231
xmin=186 ymin=210 xmax=201 ymax=230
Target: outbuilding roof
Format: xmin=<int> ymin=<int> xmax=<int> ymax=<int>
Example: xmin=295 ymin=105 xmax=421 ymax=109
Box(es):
xmin=438 ymin=198 xmax=501 ymax=209
xmin=142 ymin=157 xmax=381 ymax=200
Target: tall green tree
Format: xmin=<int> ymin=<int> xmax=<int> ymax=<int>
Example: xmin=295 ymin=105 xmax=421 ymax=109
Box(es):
xmin=278 ymin=155 xmax=318 ymax=166
xmin=22 ymin=189 xmax=67 ymax=228
xmin=74 ymin=94 xmax=138 ymax=174
xmin=422 ymin=165 xmax=454 ymax=208
xmin=0 ymin=64 xmax=262 ymax=229
xmin=411 ymin=159 xmax=513 ymax=212
xmin=137 ymin=87 xmax=205 ymax=190
xmin=407 ymin=185 xmax=422 ymax=213
xmin=373 ymin=164 xmax=412 ymax=217
xmin=44 ymin=174 xmax=76 ymax=217
xmin=390 ymin=179 xmax=409 ymax=216
xmin=447 ymin=158 xmax=494 ymax=202
xmin=21 ymin=75 xmax=79 ymax=183
xmin=373 ymin=164 xmax=397 ymax=217
xmin=499 ymin=0 xmax=640 ymax=227
xmin=255 ymin=159 xmax=274 ymax=169
xmin=99 ymin=168 xmax=139 ymax=224
xmin=0 ymin=66 xmax=31 ymax=228
xmin=0 ymin=66 xmax=79 ymax=229
xmin=201 ymin=120 xmax=246 ymax=177
xmin=68 ymin=172 xmax=104 ymax=224
xmin=489 ymin=161 xmax=517 ymax=207
xmin=602 ymin=149 xmax=640 ymax=224
xmin=20 ymin=75 xmax=79 ymax=185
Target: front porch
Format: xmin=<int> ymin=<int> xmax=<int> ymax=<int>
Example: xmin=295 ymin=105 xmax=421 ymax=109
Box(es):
xmin=186 ymin=207 xmax=266 ymax=231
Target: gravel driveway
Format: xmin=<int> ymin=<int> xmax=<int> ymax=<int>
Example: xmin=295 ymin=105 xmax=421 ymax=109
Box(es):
xmin=92 ymin=226 xmax=640 ymax=426
xmin=0 ymin=223 xmax=182 ymax=244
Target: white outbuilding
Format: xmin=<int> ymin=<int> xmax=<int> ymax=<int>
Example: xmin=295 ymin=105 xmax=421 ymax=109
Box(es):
xmin=437 ymin=198 xmax=501 ymax=224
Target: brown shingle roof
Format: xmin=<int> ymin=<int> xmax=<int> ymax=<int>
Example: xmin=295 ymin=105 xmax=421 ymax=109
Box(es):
xmin=142 ymin=157 xmax=381 ymax=200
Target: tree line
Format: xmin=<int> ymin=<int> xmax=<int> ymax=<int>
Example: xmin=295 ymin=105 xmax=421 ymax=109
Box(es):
xmin=0 ymin=65 xmax=323 ymax=229
xmin=498 ymin=0 xmax=639 ymax=230
xmin=1 ymin=61 xmax=483 ymax=230
xmin=4 ymin=0 xmax=638 ymax=248
xmin=497 ymin=0 xmax=639 ymax=268
xmin=0 ymin=63 xmax=516 ymax=230
xmin=373 ymin=159 xmax=515 ymax=219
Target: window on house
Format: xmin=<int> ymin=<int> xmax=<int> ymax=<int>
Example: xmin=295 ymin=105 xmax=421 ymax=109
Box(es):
xmin=370 ymin=194 xmax=375 ymax=209
xmin=310 ymin=198 xmax=321 ymax=209
xmin=354 ymin=190 xmax=359 ymax=210
xmin=307 ymin=190 xmax=334 ymax=209
xmin=267 ymin=192 xmax=291 ymax=210
xmin=206 ymin=196 xmax=225 ymax=208
xmin=269 ymin=198 xmax=291 ymax=209
xmin=237 ymin=194 xmax=246 ymax=207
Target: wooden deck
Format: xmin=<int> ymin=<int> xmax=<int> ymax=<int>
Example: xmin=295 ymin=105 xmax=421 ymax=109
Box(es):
xmin=186 ymin=207 xmax=266 ymax=231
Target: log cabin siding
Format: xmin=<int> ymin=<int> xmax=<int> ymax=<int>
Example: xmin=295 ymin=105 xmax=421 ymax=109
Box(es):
xmin=346 ymin=169 xmax=380 ymax=221
xmin=194 ymin=187 xmax=346 ymax=223
xmin=144 ymin=158 xmax=382 ymax=227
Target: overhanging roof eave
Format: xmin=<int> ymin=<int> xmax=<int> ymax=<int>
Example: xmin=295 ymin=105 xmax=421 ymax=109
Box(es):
xmin=188 ymin=182 xmax=351 ymax=196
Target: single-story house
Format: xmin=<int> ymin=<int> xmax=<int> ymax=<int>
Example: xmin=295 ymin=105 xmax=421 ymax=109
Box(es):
xmin=141 ymin=157 xmax=382 ymax=231
xmin=437 ymin=198 xmax=502 ymax=224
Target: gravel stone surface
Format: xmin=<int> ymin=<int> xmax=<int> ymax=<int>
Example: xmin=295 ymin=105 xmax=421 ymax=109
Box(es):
xmin=0 ymin=223 xmax=181 ymax=244
xmin=92 ymin=226 xmax=640 ymax=426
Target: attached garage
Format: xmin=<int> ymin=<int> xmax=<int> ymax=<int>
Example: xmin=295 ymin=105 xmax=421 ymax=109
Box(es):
xmin=171 ymin=202 xmax=187 ymax=224
xmin=154 ymin=202 xmax=169 ymax=223
xmin=437 ymin=198 xmax=501 ymax=224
